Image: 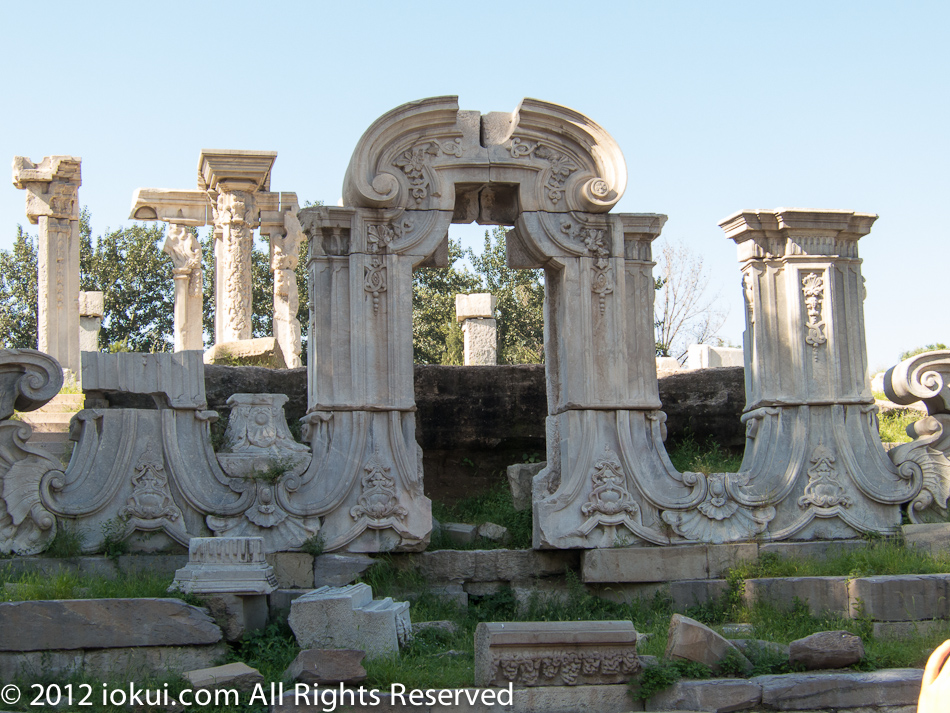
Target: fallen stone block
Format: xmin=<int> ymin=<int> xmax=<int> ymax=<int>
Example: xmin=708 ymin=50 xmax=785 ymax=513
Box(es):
xmin=507 ymin=462 xmax=545 ymax=511
xmin=441 ymin=522 xmax=478 ymax=545
xmin=475 ymin=620 xmax=638 ymax=687
xmin=755 ymin=669 xmax=923 ymax=710
xmin=313 ymin=553 xmax=375 ymax=587
xmin=0 ymin=598 xmax=221 ymax=651
xmin=283 ymin=648 xmax=367 ymax=685
xmin=201 ymin=593 xmax=268 ymax=642
xmin=647 ymin=678 xmax=762 ymax=713
xmin=204 ymin=337 xmax=287 ymax=368
xmin=266 ymin=552 xmax=314 ymax=589
xmin=288 ymin=584 xmax=411 ymax=658
xmin=666 ymin=614 xmax=752 ymax=674
xmin=789 ymin=630 xmax=864 ymax=670
xmin=477 ymin=522 xmax=509 ymax=543
xmin=185 ymin=661 xmax=263 ymax=691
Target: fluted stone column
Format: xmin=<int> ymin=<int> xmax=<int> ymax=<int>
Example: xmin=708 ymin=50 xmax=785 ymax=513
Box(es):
xmin=12 ymin=156 xmax=82 ymax=381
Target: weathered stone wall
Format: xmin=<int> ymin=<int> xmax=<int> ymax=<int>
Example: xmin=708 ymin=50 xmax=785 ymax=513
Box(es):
xmin=99 ymin=364 xmax=747 ymax=503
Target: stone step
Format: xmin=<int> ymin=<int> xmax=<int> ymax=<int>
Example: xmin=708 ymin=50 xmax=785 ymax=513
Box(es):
xmin=18 ymin=411 xmax=75 ymax=427
xmin=33 ymin=393 xmax=85 ymax=412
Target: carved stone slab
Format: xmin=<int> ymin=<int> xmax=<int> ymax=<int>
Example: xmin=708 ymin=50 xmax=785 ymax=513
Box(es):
xmin=474 ymin=620 xmax=639 ymax=687
xmin=81 ymin=351 xmax=207 ymax=410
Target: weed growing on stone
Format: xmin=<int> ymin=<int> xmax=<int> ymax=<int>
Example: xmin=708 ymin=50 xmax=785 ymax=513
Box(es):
xmin=100 ymin=517 xmax=130 ymax=561
xmin=43 ymin=524 xmax=86 ymax=558
xmin=227 ymin=620 xmax=299 ymax=682
xmin=299 ymin=532 xmax=325 ymax=557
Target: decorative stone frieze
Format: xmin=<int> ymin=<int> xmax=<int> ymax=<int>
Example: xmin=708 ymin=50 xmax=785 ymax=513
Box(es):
xmin=474 ymin=621 xmax=639 ymax=687
xmin=12 ymin=156 xmax=82 ymax=380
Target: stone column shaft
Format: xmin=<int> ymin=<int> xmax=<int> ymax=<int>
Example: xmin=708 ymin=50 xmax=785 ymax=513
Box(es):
xmin=163 ymin=224 xmax=204 ymax=352
xmin=212 ymin=190 xmax=258 ymax=343
xmin=12 ymin=156 xmax=82 ymax=380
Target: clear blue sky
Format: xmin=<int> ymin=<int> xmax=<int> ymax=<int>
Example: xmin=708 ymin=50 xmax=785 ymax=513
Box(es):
xmin=1 ymin=1 xmax=946 ymax=371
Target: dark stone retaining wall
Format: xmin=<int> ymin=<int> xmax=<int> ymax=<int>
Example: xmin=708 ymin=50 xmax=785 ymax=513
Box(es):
xmin=103 ymin=365 xmax=745 ymax=503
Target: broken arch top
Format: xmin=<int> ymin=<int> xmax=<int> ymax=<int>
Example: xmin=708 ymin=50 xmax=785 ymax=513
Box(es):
xmin=341 ymin=96 xmax=627 ymax=216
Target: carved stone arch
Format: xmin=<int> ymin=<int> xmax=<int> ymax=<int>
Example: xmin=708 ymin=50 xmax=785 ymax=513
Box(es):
xmin=342 ymin=96 xmax=627 ymax=230
xmin=299 ymin=96 xmax=673 ymax=552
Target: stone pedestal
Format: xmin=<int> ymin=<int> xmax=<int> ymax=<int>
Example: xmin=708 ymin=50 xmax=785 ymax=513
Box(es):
xmin=12 ymin=156 xmax=82 ymax=380
xmin=456 ymin=293 xmax=497 ymax=365
xmin=717 ymin=209 xmax=918 ymax=539
xmin=78 ymin=291 xmax=104 ymax=353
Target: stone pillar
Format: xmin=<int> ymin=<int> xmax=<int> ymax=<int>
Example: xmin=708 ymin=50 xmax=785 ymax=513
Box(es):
xmin=199 ymin=150 xmax=276 ymax=347
xmin=162 ymin=225 xmax=204 ymax=351
xmin=12 ymin=156 xmax=82 ymax=380
xmin=78 ymin=291 xmax=104 ymax=352
xmin=718 ymin=208 xmax=917 ymax=540
xmin=260 ymin=192 xmax=303 ymax=368
xmin=455 ymin=293 xmax=496 ymax=365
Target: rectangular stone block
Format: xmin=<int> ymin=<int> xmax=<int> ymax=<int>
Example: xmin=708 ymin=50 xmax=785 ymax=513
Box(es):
xmin=582 ymin=544 xmax=752 ymax=583
xmin=849 ymin=574 xmax=950 ymax=621
xmin=474 ymin=621 xmax=638 ymax=687
xmin=456 ymin=293 xmax=496 ymax=320
xmin=745 ymin=576 xmax=850 ymax=617
xmin=415 ymin=549 xmax=577 ymax=583
xmin=756 ymin=669 xmax=923 ymax=710
xmin=0 ymin=598 xmax=222 ymax=652
xmin=648 ymin=678 xmax=762 ymax=712
xmin=903 ymin=523 xmax=950 ymax=555
xmin=758 ymin=539 xmax=866 ymax=560
xmin=670 ymin=579 xmax=729 ymax=612
xmin=589 ymin=582 xmax=668 ymax=605
xmin=313 ymin=553 xmax=375 ymax=587
xmin=81 ymin=350 xmax=207 ymax=409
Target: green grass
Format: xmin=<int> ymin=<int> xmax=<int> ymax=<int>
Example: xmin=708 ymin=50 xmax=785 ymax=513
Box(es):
xmin=431 ymin=481 xmax=532 ymax=550
xmin=0 ymin=567 xmax=183 ymax=602
xmin=878 ymin=408 xmax=919 ymax=444
xmin=666 ymin=434 xmax=743 ymax=474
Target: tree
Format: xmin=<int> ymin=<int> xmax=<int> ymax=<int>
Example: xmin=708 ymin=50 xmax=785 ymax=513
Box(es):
xmin=467 ymin=227 xmax=545 ymax=364
xmin=653 ymin=240 xmax=726 ymax=361
xmin=412 ymin=239 xmax=481 ymax=364
xmin=0 ymin=226 xmax=39 ymax=349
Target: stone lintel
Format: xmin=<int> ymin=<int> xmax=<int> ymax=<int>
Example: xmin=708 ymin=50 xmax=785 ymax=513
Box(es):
xmin=12 ymin=155 xmax=82 ymax=188
xmin=198 ymin=149 xmax=277 ymax=194
xmin=719 ymin=207 xmax=878 ymax=243
xmin=129 ymin=188 xmax=211 ymax=226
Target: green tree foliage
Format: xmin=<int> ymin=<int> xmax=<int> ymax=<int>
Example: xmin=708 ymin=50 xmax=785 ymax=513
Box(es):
xmin=899 ymin=343 xmax=948 ymax=361
xmin=467 ymin=227 xmax=545 ymax=364
xmin=412 ymin=239 xmax=481 ymax=364
xmin=0 ymin=226 xmax=39 ymax=349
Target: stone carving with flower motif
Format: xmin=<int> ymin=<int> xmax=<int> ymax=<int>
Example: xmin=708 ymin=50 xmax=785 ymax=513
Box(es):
xmin=351 ymin=452 xmax=408 ymax=523
xmin=799 ymin=443 xmax=852 ymax=509
xmin=801 ymin=272 xmax=826 ymax=360
xmin=364 ymin=220 xmax=410 ymax=314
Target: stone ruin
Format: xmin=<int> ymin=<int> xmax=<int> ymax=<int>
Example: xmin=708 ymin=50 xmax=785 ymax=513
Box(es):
xmin=2 ymin=96 xmax=949 ymax=558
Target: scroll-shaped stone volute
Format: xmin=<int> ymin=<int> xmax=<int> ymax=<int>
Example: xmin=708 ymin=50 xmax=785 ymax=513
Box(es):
xmin=0 ymin=349 xmax=64 ymax=554
xmin=341 ymin=96 xmax=626 ymax=215
xmin=0 ymin=349 xmax=64 ymax=420
xmin=885 ymin=350 xmax=950 ymax=523
xmin=884 ymin=349 xmax=950 ymax=418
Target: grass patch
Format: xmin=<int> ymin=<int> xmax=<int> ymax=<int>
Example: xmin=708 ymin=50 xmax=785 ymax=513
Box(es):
xmin=666 ymin=434 xmax=743 ymax=474
xmin=0 ymin=567 xmax=180 ymax=602
xmin=431 ymin=481 xmax=532 ymax=550
xmin=43 ymin=524 xmax=86 ymax=558
xmin=878 ymin=408 xmax=919 ymax=444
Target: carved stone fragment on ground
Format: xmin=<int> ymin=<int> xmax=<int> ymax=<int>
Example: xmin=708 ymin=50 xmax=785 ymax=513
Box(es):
xmin=474 ymin=620 xmax=639 ymax=687
xmin=288 ymin=583 xmax=411 ymax=658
